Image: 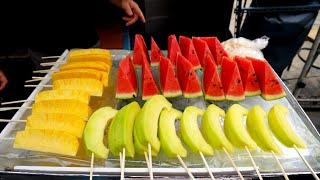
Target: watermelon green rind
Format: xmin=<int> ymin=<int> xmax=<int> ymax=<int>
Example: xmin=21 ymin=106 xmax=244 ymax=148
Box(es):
xmin=205 ymin=94 xmax=225 ymax=101
xmin=245 ymin=90 xmax=262 ymax=97
xmin=116 ymin=92 xmax=137 ymax=99
xmin=151 ymin=62 xmax=159 ymax=67
xmin=226 ymin=95 xmax=245 ymax=101
xmin=184 ymin=91 xmax=203 ymax=98
xmin=163 ymin=91 xmax=182 ymax=98
xmin=262 ymin=91 xmax=286 ymax=100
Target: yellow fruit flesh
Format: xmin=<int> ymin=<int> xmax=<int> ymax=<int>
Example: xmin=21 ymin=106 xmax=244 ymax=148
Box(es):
xmin=14 ymin=129 xmax=79 ymax=156
xmin=60 ymin=61 xmax=110 ymax=72
xmin=35 ymin=90 xmax=90 ymax=104
xmin=61 ymin=68 xmax=109 ymax=87
xmin=67 ymin=49 xmax=112 ymax=66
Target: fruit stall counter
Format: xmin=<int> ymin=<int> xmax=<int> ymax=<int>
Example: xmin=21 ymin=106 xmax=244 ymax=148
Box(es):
xmin=0 ymin=48 xmax=320 ymax=179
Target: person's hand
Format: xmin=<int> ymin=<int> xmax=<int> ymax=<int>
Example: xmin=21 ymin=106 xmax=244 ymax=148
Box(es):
xmin=0 ymin=70 xmax=8 ymax=91
xmin=110 ymin=0 xmax=146 ymax=26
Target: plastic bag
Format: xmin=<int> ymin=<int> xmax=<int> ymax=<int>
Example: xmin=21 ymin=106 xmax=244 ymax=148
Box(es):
xmin=222 ymin=36 xmax=269 ymax=59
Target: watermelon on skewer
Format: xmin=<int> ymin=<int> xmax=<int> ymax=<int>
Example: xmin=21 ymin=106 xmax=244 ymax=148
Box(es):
xmin=203 ymin=54 xmax=225 ymax=101
xmin=221 ymin=56 xmax=245 ymax=101
xmin=151 ymin=37 xmax=164 ymax=66
xmin=179 ymin=36 xmax=201 ymax=70
xmin=234 ymin=56 xmax=261 ymax=96
xmin=192 ymin=37 xmax=215 ymax=68
xmin=168 ymin=35 xmax=181 ymax=66
xmin=133 ymin=34 xmax=149 ymax=68
xmin=159 ymin=56 xmax=182 ymax=97
xmin=141 ymin=54 xmax=160 ymax=100
xmin=200 ymin=37 xmax=229 ymax=66
xmin=176 ymin=54 xmax=203 ymax=98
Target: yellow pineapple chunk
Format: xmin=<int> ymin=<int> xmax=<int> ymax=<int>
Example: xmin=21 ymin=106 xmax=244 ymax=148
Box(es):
xmin=60 ymin=61 xmax=110 ymax=72
xmin=26 ymin=113 xmax=85 ymax=138
xmin=53 ymin=69 xmax=109 ymax=87
xmin=67 ymin=49 xmax=112 ymax=66
xmin=32 ymin=100 xmax=92 ymax=120
xmin=53 ymin=78 xmax=103 ymax=97
xmin=35 ymin=90 xmax=90 ymax=104
xmin=14 ymin=129 xmax=79 ymax=156
xmin=69 ymin=48 xmax=109 ymax=56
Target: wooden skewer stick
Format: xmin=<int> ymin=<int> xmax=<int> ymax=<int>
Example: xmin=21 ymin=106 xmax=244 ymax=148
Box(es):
xmin=120 ymin=148 xmax=125 ymax=180
xmin=32 ymin=76 xmax=45 ymax=79
xmin=144 ymin=151 xmax=153 ymax=180
xmin=177 ymin=155 xmax=195 ymax=180
xmin=0 ymin=137 xmax=15 ymax=141
xmin=89 ymin=153 xmax=94 ymax=180
xmin=41 ymin=56 xmax=61 ymax=60
xmin=25 ymin=78 xmax=45 ymax=83
xmin=33 ymin=70 xmax=54 ymax=73
xmin=223 ymin=148 xmax=244 ymax=180
xmin=0 ymin=107 xmax=32 ymax=111
xmin=245 ymin=146 xmax=263 ymax=180
xmin=271 ymin=151 xmax=289 ymax=180
xmin=294 ymin=145 xmax=319 ymax=180
xmin=0 ymin=119 xmax=27 ymax=123
xmin=1 ymin=99 xmax=30 ymax=105
xmin=199 ymin=151 xmax=215 ymax=180
xmin=148 ymin=144 xmax=154 ymax=180
xmin=24 ymin=84 xmax=52 ymax=88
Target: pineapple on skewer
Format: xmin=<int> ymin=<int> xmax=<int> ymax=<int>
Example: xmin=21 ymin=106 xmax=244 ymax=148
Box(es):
xmin=35 ymin=90 xmax=90 ymax=104
xmin=67 ymin=49 xmax=112 ymax=66
xmin=60 ymin=61 xmax=110 ymax=72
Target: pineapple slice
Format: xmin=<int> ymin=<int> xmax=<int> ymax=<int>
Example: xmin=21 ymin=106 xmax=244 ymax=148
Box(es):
xmin=32 ymin=100 xmax=92 ymax=120
xmin=53 ymin=78 xmax=103 ymax=97
xmin=67 ymin=49 xmax=112 ymax=66
xmin=53 ymin=69 xmax=109 ymax=87
xmin=26 ymin=113 xmax=85 ymax=138
xmin=14 ymin=129 xmax=79 ymax=156
xmin=60 ymin=61 xmax=110 ymax=72
xmin=35 ymin=90 xmax=90 ymax=104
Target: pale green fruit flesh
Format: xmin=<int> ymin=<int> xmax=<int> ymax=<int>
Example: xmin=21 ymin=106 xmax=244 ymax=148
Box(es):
xmin=134 ymin=95 xmax=172 ymax=155
xmin=268 ymin=104 xmax=306 ymax=148
xmin=201 ymin=104 xmax=234 ymax=153
xmin=84 ymin=107 xmax=117 ymax=159
xmin=247 ymin=105 xmax=282 ymax=154
xmin=159 ymin=108 xmax=187 ymax=158
xmin=181 ymin=106 xmax=213 ymax=156
xmin=108 ymin=102 xmax=140 ymax=158
xmin=224 ymin=104 xmax=257 ymax=149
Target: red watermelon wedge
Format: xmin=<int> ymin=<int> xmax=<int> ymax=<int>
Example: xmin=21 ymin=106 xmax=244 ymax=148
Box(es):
xmin=168 ymin=35 xmax=181 ymax=66
xmin=150 ymin=37 xmax=164 ymax=66
xmin=234 ymin=56 xmax=261 ymax=96
xmin=192 ymin=37 xmax=215 ymax=68
xmin=176 ymin=54 xmax=203 ymax=98
xmin=248 ymin=57 xmax=286 ymax=100
xmin=159 ymin=56 xmax=182 ymax=97
xmin=116 ymin=56 xmax=138 ymax=99
xmin=200 ymin=37 xmax=229 ymax=66
xmin=203 ymin=54 xmax=225 ymax=101
xmin=179 ymin=36 xmax=201 ymax=69
xmin=141 ymin=55 xmax=159 ymax=100
xmin=133 ymin=34 xmax=149 ymax=67
xmin=221 ymin=56 xmax=245 ymax=101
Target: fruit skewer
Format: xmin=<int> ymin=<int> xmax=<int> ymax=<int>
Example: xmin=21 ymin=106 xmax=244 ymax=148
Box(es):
xmin=89 ymin=153 xmax=94 ymax=180
xmin=119 ymin=148 xmax=125 ymax=180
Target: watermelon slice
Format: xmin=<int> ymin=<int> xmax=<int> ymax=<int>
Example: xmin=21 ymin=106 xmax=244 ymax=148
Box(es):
xmin=203 ymin=54 xmax=225 ymax=101
xmin=168 ymin=35 xmax=181 ymax=66
xmin=150 ymin=37 xmax=164 ymax=66
xmin=192 ymin=37 xmax=215 ymax=68
xmin=176 ymin=54 xmax=203 ymax=98
xmin=179 ymin=36 xmax=201 ymax=69
xmin=221 ymin=56 xmax=245 ymax=101
xmin=116 ymin=56 xmax=138 ymax=99
xmin=234 ymin=56 xmax=261 ymax=96
xmin=248 ymin=57 xmax=286 ymax=100
xmin=133 ymin=34 xmax=149 ymax=67
xmin=141 ymin=56 xmax=159 ymax=100
xmin=200 ymin=37 xmax=229 ymax=66
xmin=159 ymin=56 xmax=182 ymax=97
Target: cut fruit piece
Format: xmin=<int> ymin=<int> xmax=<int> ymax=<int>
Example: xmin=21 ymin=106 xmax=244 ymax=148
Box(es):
xmin=192 ymin=37 xmax=215 ymax=68
xmin=116 ymin=56 xmax=138 ymax=99
xmin=159 ymin=108 xmax=187 ymax=158
xmin=26 ymin=113 xmax=85 ymax=138
xmin=14 ymin=129 xmax=79 ymax=156
xmin=84 ymin=107 xmax=118 ymax=159
xmin=247 ymin=105 xmax=282 ymax=154
xmin=179 ymin=36 xmax=201 ymax=69
xmin=234 ymin=56 xmax=261 ymax=96
xmin=68 ymin=48 xmax=112 ymax=66
xmin=108 ymin=102 xmax=140 ymax=158
xmin=35 ymin=90 xmax=90 ymax=104
xmin=32 ymin=100 xmax=92 ymax=120
xmin=201 ymin=104 xmax=234 ymax=153
xmin=221 ymin=56 xmax=245 ymax=101
xmin=176 ymin=54 xmax=203 ymax=98
xmin=134 ymin=95 xmax=172 ymax=156
xmin=203 ymin=54 xmax=225 ymax=101
xmin=268 ymin=104 xmax=306 ymax=148
xmin=168 ymin=34 xmax=181 ymax=66
xmin=249 ymin=57 xmax=286 ymax=100
xmin=133 ymin=34 xmax=149 ymax=67
xmin=200 ymin=37 xmax=229 ymax=65
xmin=224 ymin=104 xmax=257 ymax=149
xmin=141 ymin=58 xmax=159 ymax=100
xmin=150 ymin=37 xmax=164 ymax=66
xmin=60 ymin=61 xmax=110 ymax=72
xmin=181 ymin=106 xmax=213 ymax=156
xmin=159 ymin=56 xmax=182 ymax=98
xmin=53 ymin=78 xmax=104 ymax=97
